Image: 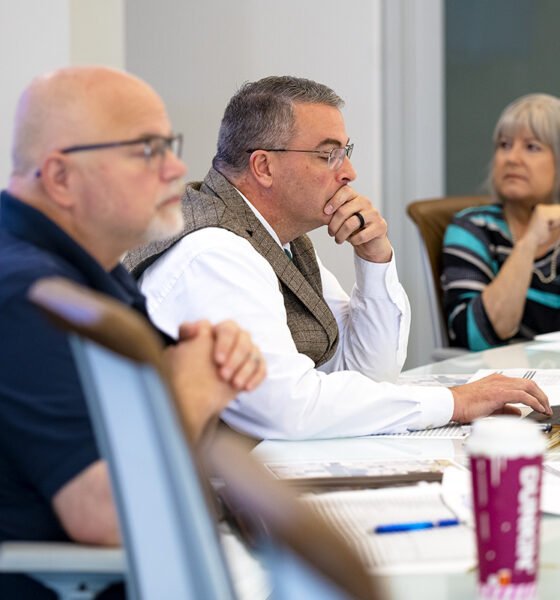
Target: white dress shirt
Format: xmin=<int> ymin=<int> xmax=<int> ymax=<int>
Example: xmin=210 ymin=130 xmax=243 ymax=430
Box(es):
xmin=139 ymin=196 xmax=454 ymax=439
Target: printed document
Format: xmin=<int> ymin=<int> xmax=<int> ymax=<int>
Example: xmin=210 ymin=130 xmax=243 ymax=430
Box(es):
xmin=302 ymin=483 xmax=475 ymax=575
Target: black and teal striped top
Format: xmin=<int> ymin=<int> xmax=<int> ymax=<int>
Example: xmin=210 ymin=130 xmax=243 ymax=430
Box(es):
xmin=441 ymin=203 xmax=560 ymax=350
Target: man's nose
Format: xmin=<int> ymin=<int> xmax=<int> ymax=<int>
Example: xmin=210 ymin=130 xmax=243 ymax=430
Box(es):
xmin=162 ymin=150 xmax=188 ymax=180
xmin=337 ymin=154 xmax=357 ymax=183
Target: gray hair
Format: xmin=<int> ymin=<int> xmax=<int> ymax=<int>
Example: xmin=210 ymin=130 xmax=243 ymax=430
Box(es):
xmin=212 ymin=75 xmax=344 ymax=176
xmin=489 ymin=93 xmax=560 ymax=203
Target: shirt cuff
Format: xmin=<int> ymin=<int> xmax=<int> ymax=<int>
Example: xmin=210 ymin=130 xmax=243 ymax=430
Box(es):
xmin=397 ymin=385 xmax=455 ymax=430
xmin=353 ymin=250 xmax=397 ymax=299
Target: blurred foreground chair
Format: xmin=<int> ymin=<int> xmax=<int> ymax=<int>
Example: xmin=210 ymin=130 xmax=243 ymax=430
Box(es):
xmin=26 ymin=277 xmax=381 ymax=600
xmin=406 ymin=195 xmax=492 ymax=361
xmin=0 ymin=542 xmax=123 ymax=600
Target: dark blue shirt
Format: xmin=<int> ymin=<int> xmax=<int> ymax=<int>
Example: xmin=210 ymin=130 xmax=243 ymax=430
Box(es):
xmin=0 ymin=191 xmax=154 ymax=598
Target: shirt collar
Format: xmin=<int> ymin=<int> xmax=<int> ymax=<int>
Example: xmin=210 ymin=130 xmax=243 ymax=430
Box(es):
xmin=233 ymin=186 xmax=293 ymax=255
xmin=0 ymin=190 xmax=144 ymax=309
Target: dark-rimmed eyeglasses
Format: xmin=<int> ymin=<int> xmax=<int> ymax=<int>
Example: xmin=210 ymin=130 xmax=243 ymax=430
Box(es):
xmin=35 ymin=133 xmax=183 ymax=177
xmin=246 ymin=143 xmax=353 ymax=171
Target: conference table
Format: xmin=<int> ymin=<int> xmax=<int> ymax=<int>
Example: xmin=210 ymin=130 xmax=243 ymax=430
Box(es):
xmin=251 ymin=340 xmax=560 ymax=600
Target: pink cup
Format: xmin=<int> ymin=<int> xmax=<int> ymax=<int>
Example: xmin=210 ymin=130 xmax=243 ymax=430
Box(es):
xmin=467 ymin=417 xmax=545 ymax=600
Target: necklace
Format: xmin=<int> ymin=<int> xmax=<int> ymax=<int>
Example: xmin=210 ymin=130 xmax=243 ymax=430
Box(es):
xmin=534 ymin=243 xmax=560 ymax=284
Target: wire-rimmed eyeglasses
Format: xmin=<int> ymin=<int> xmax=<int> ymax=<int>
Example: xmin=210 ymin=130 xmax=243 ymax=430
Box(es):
xmin=35 ymin=133 xmax=183 ymax=177
xmin=246 ymin=143 xmax=353 ymax=171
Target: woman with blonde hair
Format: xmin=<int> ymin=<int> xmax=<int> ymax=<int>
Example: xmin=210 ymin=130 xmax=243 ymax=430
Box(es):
xmin=442 ymin=93 xmax=560 ymax=350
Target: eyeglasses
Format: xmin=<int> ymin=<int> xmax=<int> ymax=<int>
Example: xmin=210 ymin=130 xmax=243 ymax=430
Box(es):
xmin=246 ymin=143 xmax=353 ymax=171
xmin=35 ymin=133 xmax=183 ymax=177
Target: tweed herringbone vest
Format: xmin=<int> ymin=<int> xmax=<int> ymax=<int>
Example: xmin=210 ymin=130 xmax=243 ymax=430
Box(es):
xmin=124 ymin=168 xmax=339 ymax=366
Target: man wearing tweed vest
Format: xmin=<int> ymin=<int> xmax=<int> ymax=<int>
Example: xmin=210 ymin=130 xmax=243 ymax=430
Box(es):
xmin=125 ymin=76 xmax=551 ymax=439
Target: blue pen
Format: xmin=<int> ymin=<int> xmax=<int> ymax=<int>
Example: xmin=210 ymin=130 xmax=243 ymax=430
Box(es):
xmin=373 ymin=518 xmax=460 ymax=534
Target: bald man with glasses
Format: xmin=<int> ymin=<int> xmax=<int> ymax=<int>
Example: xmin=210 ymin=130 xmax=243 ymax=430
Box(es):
xmin=127 ymin=75 xmax=551 ymax=442
xmin=0 ymin=66 xmax=265 ymax=599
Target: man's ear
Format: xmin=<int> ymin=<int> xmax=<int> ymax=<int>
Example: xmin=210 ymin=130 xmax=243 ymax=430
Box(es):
xmin=248 ymin=150 xmax=274 ymax=189
xmin=39 ymin=154 xmax=76 ymax=208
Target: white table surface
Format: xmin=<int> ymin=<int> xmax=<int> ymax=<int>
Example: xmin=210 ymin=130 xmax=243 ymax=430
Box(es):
xmin=405 ymin=339 xmax=560 ymax=376
xmin=252 ymin=341 xmax=560 ymax=599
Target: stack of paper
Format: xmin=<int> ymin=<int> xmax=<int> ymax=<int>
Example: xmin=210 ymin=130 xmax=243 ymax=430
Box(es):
xmin=302 ymin=483 xmax=475 ymax=575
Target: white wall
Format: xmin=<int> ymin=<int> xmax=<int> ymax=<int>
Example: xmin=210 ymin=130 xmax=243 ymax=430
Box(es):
xmin=382 ymin=0 xmax=444 ymax=367
xmin=125 ymin=0 xmax=382 ymax=295
xmin=0 ymin=1 xmax=70 ymax=184
xmin=0 ymin=0 xmax=124 ymax=184
xmin=69 ymin=0 xmax=125 ymax=67
xmin=1 ymin=0 xmax=443 ymax=368
xmin=125 ymin=0 xmax=443 ymax=367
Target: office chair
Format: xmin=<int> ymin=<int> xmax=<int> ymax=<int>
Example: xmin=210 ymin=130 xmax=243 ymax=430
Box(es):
xmin=0 ymin=286 xmax=125 ymax=599
xmin=0 ymin=542 xmax=123 ymax=600
xmin=27 ymin=277 xmax=380 ymax=600
xmin=406 ymin=195 xmax=493 ymax=360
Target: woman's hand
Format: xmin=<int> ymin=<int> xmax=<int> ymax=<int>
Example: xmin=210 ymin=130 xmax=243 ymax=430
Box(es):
xmin=522 ymin=204 xmax=560 ymax=254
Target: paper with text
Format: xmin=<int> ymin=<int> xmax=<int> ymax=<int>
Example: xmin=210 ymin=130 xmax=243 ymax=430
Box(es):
xmin=303 ymin=483 xmax=475 ymax=575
